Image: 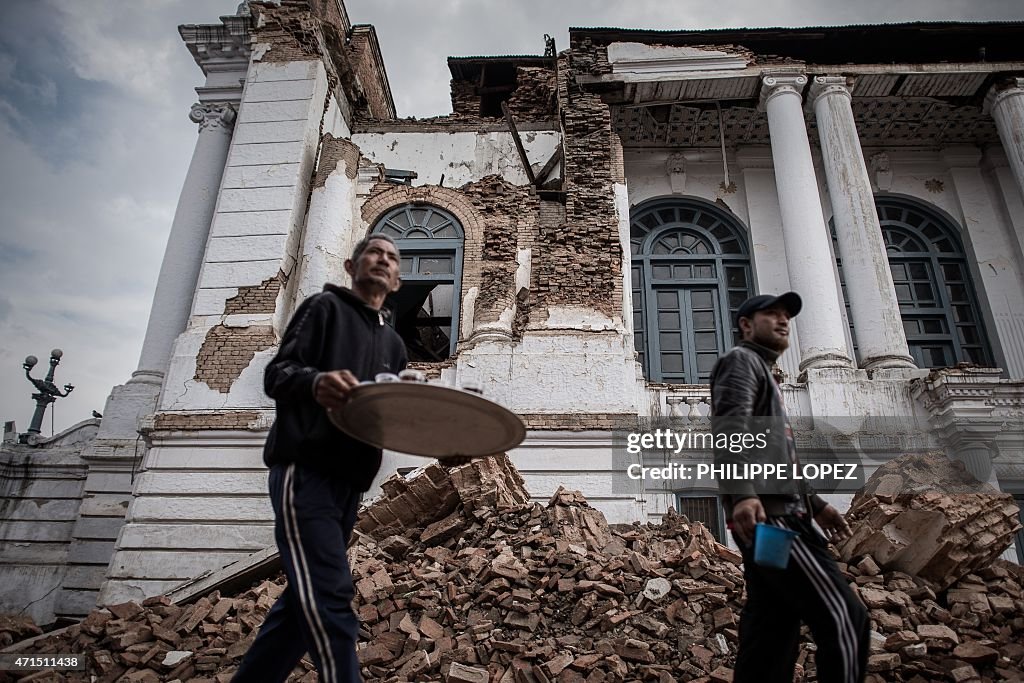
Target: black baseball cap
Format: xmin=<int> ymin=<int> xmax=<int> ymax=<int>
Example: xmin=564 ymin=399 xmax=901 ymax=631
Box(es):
xmin=735 ymin=291 xmax=802 ymax=324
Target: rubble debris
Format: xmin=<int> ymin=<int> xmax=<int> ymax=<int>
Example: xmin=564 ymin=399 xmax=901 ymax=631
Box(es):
xmin=838 ymin=452 xmax=1022 ymax=590
xmin=6 ymin=456 xmax=1023 ymax=682
xmin=0 ymin=615 xmax=42 ymax=648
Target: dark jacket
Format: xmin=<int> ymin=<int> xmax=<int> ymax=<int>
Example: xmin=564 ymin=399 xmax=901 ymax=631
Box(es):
xmin=709 ymin=340 xmax=826 ymax=520
xmin=263 ymin=285 xmax=408 ymax=491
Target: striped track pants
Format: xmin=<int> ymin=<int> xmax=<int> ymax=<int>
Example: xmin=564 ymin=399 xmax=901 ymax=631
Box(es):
xmin=733 ymin=515 xmax=869 ymax=683
xmin=233 ymin=463 xmax=363 ymax=683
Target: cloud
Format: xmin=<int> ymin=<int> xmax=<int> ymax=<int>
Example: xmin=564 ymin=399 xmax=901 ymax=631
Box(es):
xmin=0 ymin=0 xmax=239 ymax=433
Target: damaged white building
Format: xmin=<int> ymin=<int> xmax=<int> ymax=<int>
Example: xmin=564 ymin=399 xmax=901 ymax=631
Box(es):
xmin=2 ymin=0 xmax=1023 ymax=625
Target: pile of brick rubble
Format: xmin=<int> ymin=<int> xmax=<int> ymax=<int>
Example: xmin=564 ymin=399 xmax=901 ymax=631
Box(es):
xmin=4 ymin=455 xmax=1023 ymax=683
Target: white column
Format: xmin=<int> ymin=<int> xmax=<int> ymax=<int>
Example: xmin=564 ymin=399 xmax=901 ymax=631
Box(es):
xmin=987 ymin=78 xmax=1024 ymax=205
xmin=760 ymin=73 xmax=852 ymax=371
xmin=132 ymin=102 xmax=235 ymax=384
xmin=810 ymin=76 xmax=915 ymax=370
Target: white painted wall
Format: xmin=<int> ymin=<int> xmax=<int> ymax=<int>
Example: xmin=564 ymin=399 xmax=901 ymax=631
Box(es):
xmin=100 ymin=433 xmax=272 ymax=604
xmin=0 ymin=433 xmax=91 ymax=625
xmin=352 ymin=131 xmax=560 ymax=187
xmin=160 ymin=59 xmax=329 ymax=413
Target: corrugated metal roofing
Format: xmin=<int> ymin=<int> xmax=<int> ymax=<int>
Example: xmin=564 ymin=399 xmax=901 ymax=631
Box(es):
xmin=448 ymin=55 xmax=552 ymax=62
xmin=569 ymin=21 xmax=1024 ymax=35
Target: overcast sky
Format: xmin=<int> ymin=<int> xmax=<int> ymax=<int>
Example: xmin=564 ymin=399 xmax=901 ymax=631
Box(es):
xmin=2 ymin=0 xmax=1022 ymax=435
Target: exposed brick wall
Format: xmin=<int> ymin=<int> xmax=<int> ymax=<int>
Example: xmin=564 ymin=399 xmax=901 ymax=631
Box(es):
xmin=478 ymin=263 xmax=516 ymax=323
xmin=152 ymin=411 xmax=266 ymax=432
xmin=407 ymin=360 xmax=455 ymax=379
xmin=458 ymin=176 xmax=537 ymax=326
xmin=458 ymin=176 xmax=535 ymax=263
xmin=348 ymin=27 xmax=394 ymax=120
xmin=506 ymin=66 xmax=557 ymax=119
xmin=449 ymin=65 xmax=556 ymax=122
xmin=250 ymin=1 xmax=321 ymax=62
xmin=568 ymin=36 xmax=612 ymax=76
xmin=609 ymin=128 xmax=625 ymax=184
xmin=315 ymin=134 xmax=361 ymax=187
xmin=194 ymin=325 xmax=277 ymax=394
xmin=223 ymin=272 xmax=286 ymax=315
xmin=530 ymin=54 xmax=621 ymax=318
xmin=450 ymin=80 xmax=479 ymax=117
xmin=251 ymin=1 xmax=392 ymax=121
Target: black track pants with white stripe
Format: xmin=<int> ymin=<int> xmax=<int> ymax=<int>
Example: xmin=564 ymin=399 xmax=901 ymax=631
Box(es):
xmin=233 ymin=463 xmax=363 ymax=683
xmin=732 ymin=515 xmax=869 ymax=683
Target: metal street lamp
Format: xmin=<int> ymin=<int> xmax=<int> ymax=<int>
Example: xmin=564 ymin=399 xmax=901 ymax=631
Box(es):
xmin=21 ymin=349 xmax=74 ymax=444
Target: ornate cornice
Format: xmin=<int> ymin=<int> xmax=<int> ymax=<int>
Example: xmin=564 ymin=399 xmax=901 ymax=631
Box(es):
xmin=179 ymin=15 xmax=252 ymax=77
xmin=189 ymin=102 xmax=237 ymax=133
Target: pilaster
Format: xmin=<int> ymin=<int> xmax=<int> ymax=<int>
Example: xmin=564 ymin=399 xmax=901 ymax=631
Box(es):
xmin=943 ymin=146 xmax=1024 ymax=377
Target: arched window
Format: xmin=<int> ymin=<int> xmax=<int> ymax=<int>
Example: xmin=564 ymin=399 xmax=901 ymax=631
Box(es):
xmin=630 ymin=199 xmax=753 ymax=383
xmin=373 ymin=204 xmax=464 ymax=361
xmin=877 ymin=198 xmax=991 ymax=368
xmin=835 ymin=198 xmax=992 ymax=368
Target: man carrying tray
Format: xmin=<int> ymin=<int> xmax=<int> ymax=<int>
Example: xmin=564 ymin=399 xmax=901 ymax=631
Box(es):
xmin=709 ymin=292 xmax=868 ymax=683
xmin=233 ymin=234 xmax=407 ymax=683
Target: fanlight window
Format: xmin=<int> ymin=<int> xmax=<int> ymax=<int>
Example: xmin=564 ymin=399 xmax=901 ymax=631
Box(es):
xmin=372 ymin=205 xmax=464 ymax=361
xmin=630 ymin=200 xmax=753 ymax=384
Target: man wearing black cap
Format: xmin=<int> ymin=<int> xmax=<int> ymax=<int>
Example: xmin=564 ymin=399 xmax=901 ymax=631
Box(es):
xmin=710 ymin=292 xmax=868 ymax=683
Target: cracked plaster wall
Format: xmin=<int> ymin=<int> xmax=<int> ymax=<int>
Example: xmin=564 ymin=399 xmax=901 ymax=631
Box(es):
xmin=352 ymin=131 xmax=560 ymax=188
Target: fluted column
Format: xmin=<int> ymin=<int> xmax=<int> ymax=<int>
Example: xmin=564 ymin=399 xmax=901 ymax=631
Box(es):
xmin=760 ymin=73 xmax=852 ymax=371
xmin=132 ymin=102 xmax=235 ymax=385
xmin=987 ymin=78 xmax=1024 ymax=206
xmin=810 ymin=76 xmax=915 ymax=370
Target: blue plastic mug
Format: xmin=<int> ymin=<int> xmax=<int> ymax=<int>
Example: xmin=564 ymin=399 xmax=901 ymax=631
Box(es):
xmin=753 ymin=523 xmax=799 ymax=569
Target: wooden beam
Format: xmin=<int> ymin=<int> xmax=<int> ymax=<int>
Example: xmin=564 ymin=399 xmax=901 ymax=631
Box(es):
xmin=535 ymin=145 xmax=564 ymax=188
xmin=501 ymin=102 xmax=537 ymax=186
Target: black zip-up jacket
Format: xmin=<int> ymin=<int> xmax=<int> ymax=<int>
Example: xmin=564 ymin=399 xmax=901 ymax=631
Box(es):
xmin=709 ymin=340 xmax=827 ymax=520
xmin=263 ymin=285 xmax=407 ymax=491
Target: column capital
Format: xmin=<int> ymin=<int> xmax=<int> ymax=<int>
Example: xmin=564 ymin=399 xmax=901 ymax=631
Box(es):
xmin=807 ymin=75 xmax=855 ymax=106
xmin=189 ymin=102 xmax=236 ymax=133
xmin=759 ymin=71 xmax=807 ymax=110
xmin=985 ymin=76 xmax=1024 ymax=114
